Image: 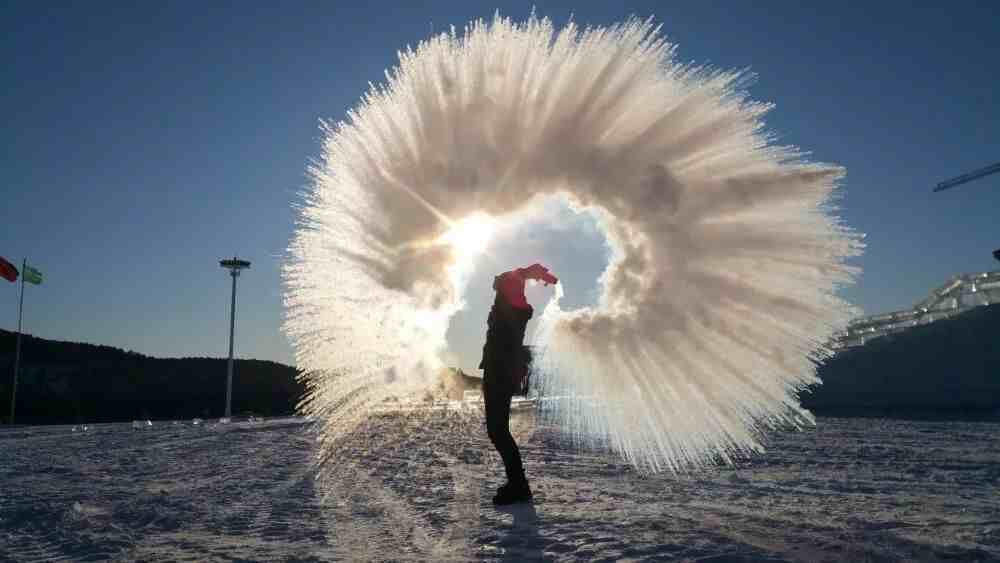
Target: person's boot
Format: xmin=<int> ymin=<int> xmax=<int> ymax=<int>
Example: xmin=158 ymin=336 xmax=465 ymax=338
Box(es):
xmin=492 ymin=479 xmax=532 ymax=505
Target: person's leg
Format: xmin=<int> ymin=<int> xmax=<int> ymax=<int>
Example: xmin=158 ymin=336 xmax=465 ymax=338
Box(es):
xmin=484 ymin=374 xmax=532 ymax=504
xmin=484 ymin=375 xmax=526 ymax=486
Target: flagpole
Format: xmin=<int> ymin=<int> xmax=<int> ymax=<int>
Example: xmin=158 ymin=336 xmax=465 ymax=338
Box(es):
xmin=10 ymin=258 xmax=25 ymax=425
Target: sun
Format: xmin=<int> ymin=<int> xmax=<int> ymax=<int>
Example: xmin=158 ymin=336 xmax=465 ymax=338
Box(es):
xmin=441 ymin=213 xmax=497 ymax=260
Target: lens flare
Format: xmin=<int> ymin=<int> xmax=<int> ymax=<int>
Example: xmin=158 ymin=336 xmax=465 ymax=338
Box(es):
xmin=283 ymin=15 xmax=863 ymax=472
xmin=441 ymin=213 xmax=497 ymax=260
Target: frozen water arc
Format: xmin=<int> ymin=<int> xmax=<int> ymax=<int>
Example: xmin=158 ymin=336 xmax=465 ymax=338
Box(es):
xmin=283 ymin=15 xmax=863 ymax=472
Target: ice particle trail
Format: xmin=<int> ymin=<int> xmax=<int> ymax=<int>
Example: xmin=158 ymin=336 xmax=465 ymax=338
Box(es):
xmin=283 ymin=15 xmax=863 ymax=472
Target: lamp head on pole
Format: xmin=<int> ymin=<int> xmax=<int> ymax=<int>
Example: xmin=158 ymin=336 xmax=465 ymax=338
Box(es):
xmin=220 ymin=256 xmax=251 ymax=277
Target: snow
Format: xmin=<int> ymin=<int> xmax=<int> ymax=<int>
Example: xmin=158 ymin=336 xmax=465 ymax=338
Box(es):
xmin=1 ymin=412 xmax=997 ymax=562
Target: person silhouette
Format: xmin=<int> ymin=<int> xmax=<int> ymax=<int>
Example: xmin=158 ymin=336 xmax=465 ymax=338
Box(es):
xmin=479 ymin=263 xmax=558 ymax=505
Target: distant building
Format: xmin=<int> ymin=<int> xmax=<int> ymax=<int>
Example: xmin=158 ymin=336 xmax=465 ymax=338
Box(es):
xmin=833 ymin=270 xmax=1000 ymax=349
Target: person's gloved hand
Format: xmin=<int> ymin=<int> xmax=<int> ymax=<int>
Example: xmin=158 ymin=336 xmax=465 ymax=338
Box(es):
xmin=517 ymin=263 xmax=558 ymax=286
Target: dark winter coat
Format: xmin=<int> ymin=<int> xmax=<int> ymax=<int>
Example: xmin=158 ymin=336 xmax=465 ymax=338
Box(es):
xmin=479 ymin=286 xmax=533 ymax=392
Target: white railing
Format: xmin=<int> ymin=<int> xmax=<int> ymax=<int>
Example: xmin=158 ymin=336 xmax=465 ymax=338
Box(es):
xmin=833 ymin=270 xmax=1000 ymax=349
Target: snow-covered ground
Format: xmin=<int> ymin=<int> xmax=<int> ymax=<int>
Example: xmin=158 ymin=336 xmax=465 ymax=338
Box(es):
xmin=1 ymin=410 xmax=997 ymax=562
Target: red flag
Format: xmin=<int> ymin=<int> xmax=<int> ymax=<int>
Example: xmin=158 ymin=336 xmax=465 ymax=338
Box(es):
xmin=0 ymin=257 xmax=18 ymax=283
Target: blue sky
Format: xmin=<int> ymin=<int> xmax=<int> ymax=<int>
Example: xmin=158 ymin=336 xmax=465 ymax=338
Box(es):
xmin=3 ymin=2 xmax=998 ymax=370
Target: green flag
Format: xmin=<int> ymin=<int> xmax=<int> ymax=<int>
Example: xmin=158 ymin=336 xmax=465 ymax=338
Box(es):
xmin=23 ymin=265 xmax=42 ymax=285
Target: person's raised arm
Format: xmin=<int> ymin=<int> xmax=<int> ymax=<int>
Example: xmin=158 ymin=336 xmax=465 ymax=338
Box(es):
xmin=516 ymin=263 xmax=558 ymax=286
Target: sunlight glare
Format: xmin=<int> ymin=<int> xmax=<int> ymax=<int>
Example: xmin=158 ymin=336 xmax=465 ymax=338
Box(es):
xmin=442 ymin=213 xmax=497 ymax=260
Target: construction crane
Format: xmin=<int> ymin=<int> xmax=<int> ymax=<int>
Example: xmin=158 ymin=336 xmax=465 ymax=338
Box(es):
xmin=932 ymin=161 xmax=1000 ymax=192
xmin=932 ymin=160 xmax=1000 ymax=262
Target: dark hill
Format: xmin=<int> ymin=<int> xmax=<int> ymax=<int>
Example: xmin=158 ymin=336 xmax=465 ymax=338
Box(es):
xmin=0 ymin=330 xmax=304 ymax=425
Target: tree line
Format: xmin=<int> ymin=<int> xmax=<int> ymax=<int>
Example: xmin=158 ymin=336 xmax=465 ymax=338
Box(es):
xmin=0 ymin=330 xmax=304 ymax=424
xmin=3 ymin=302 xmax=997 ymax=424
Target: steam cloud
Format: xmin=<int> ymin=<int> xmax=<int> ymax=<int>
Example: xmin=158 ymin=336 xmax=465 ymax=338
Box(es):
xmin=283 ymin=15 xmax=863 ymax=472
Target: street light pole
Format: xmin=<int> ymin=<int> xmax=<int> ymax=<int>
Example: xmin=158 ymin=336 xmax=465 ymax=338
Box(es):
xmin=220 ymin=257 xmax=250 ymax=420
